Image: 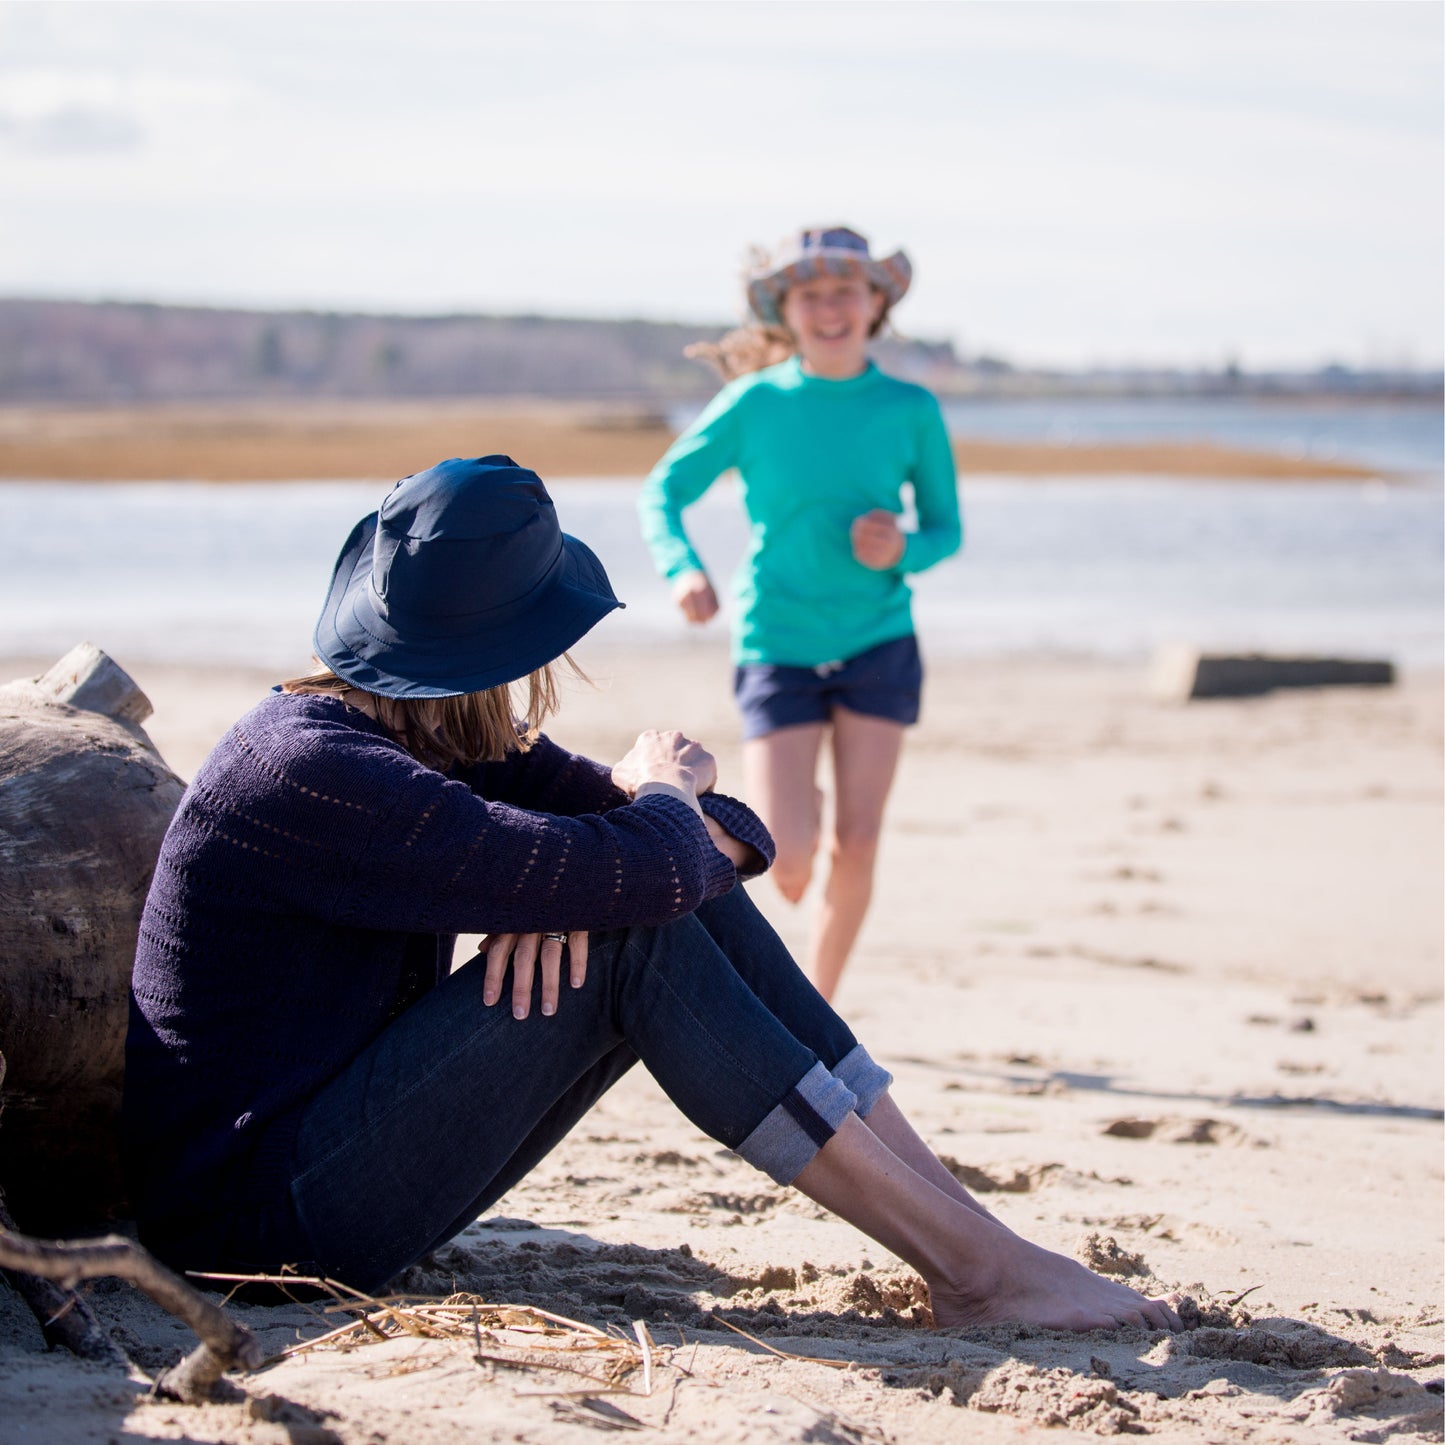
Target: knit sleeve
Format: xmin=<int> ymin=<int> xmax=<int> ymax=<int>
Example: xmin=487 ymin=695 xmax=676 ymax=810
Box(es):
xmin=455 ymin=734 xmax=628 ymax=816
xmin=899 ymin=391 xmax=963 ymax=576
xmin=699 ymin=793 xmax=775 ymax=880
xmin=463 ymin=738 xmax=773 ymax=881
xmin=637 ymin=381 xmax=744 ymax=581
xmin=215 ymin=700 xmax=760 ymax=939
xmin=330 ymin=753 xmax=740 ymax=937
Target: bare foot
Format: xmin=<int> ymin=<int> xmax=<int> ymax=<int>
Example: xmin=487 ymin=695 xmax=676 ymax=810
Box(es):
xmin=929 ymin=1234 xmax=1184 ymax=1333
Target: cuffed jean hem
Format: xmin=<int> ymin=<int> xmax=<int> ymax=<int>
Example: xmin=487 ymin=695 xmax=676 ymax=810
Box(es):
xmin=734 ymin=1061 xmax=857 ymax=1186
xmin=833 ymin=1044 xmax=893 ymax=1118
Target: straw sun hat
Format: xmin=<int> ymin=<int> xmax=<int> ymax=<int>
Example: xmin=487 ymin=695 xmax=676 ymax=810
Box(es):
xmin=745 ymin=225 xmax=912 ymax=326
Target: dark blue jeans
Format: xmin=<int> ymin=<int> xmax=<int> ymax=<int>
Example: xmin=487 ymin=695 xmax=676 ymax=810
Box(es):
xmin=230 ymin=886 xmax=892 ymax=1292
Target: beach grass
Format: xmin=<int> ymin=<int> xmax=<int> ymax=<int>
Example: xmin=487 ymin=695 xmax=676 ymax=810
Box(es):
xmin=0 ymin=398 xmax=1383 ymax=482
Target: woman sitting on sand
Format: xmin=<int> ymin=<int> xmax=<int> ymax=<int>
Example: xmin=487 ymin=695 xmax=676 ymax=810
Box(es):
xmin=124 ymin=454 xmax=1180 ymax=1333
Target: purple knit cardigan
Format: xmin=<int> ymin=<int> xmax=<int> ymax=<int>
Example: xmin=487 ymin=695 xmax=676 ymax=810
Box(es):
xmin=124 ymin=692 xmax=774 ymax=1234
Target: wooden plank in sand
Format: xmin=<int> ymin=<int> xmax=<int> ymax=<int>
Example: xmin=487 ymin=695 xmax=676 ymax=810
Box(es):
xmin=1151 ymin=644 xmax=1396 ymax=701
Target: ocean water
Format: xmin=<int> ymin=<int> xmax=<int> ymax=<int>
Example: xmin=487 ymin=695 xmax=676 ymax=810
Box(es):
xmin=666 ymin=396 xmax=1443 ymax=480
xmin=934 ymin=397 xmax=1443 ymax=479
xmin=4 ymin=472 xmax=1441 ymax=671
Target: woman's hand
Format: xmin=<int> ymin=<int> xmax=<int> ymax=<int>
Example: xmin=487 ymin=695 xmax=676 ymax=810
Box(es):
xmin=482 ymin=930 xmax=589 ymax=1019
xmin=850 ymin=509 xmax=906 ymax=570
xmin=671 ymin=570 xmax=720 ymax=624
xmin=612 ymin=730 xmax=718 ymax=798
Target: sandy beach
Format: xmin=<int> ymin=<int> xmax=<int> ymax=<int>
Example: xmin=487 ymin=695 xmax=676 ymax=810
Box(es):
xmin=0 ymin=399 xmax=1388 ymax=481
xmin=1 ymin=641 xmax=1440 ymax=1444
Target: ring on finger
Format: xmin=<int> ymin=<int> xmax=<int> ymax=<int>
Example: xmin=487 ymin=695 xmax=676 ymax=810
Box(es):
xmin=542 ymin=931 xmax=567 ymax=943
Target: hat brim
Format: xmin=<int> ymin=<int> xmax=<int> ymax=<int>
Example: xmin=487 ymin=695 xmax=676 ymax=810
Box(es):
xmin=313 ymin=513 xmax=623 ymax=699
xmin=747 ymin=248 xmax=912 ymax=326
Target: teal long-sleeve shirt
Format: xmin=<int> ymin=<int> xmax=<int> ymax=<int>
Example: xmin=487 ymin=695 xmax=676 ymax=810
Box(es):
xmin=638 ymin=357 xmax=963 ymax=667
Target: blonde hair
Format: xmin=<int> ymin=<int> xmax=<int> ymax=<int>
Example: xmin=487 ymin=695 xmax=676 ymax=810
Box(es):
xmin=687 ymin=284 xmax=896 ymax=382
xmin=281 ymin=658 xmax=576 ymax=770
xmin=685 ymin=326 xmax=796 ymax=382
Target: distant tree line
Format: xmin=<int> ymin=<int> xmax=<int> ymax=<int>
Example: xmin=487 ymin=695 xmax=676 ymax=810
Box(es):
xmin=2 ymin=299 xmax=1435 ymax=405
xmin=0 ymin=299 xmax=959 ymax=404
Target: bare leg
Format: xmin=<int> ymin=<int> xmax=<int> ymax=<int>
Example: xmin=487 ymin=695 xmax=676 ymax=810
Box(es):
xmin=808 ymin=710 xmax=905 ymax=1001
xmin=862 ymin=1093 xmax=1007 ymax=1228
xmin=794 ymin=1115 xmax=1182 ymax=1332
xmin=743 ymin=724 xmax=826 ymax=905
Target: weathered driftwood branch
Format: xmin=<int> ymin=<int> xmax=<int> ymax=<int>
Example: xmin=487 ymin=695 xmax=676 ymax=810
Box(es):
xmin=0 ymin=1217 xmax=264 ymax=1402
xmin=32 ymin=641 xmax=156 ymax=725
xmin=0 ymin=1189 xmax=131 ymax=1369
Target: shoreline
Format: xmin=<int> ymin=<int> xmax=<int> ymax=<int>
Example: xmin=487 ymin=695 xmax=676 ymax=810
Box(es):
xmin=0 ymin=399 xmax=1397 ymax=482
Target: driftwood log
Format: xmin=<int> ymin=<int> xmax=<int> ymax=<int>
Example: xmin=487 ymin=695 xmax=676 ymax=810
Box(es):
xmin=0 ymin=644 xmax=184 ymax=1232
xmin=0 ymin=648 xmax=262 ymax=1401
xmin=0 ymin=1184 xmax=264 ymax=1401
xmin=1151 ymin=644 xmax=1396 ymax=702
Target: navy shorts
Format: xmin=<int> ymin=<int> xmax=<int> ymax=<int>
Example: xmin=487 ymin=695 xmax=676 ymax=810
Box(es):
xmin=733 ymin=634 xmax=923 ymax=741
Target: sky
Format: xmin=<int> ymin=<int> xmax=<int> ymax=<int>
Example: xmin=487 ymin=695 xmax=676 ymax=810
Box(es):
xmin=1 ymin=0 xmax=1441 ymax=369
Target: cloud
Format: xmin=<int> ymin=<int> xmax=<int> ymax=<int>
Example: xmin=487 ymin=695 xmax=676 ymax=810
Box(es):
xmin=0 ymin=102 xmax=144 ymax=153
xmin=0 ymin=69 xmax=147 ymax=154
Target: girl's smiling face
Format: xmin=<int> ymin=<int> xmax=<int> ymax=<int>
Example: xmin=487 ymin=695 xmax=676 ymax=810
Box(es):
xmin=780 ymin=273 xmax=886 ymax=379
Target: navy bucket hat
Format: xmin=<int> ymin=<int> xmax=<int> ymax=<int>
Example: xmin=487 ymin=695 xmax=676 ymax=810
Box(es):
xmin=314 ymin=455 xmax=623 ymax=698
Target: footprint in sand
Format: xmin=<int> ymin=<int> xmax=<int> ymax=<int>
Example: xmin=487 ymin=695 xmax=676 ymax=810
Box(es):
xmin=633 ymin=1149 xmax=703 ymax=1167
xmin=940 ymin=1361 xmax=1146 ymax=1434
xmin=1068 ymin=1212 xmax=1239 ymax=1248
xmin=669 ymin=1189 xmax=784 ymax=1219
xmin=1101 ymin=1116 xmax=1265 ymax=1146
xmin=940 ymin=1157 xmax=1062 ymax=1193
xmin=944 ymin=1157 xmax=1136 ymax=1192
xmin=721 ymin=1265 xmax=929 ymax=1323
xmin=1172 ymin=1321 xmax=1376 ymax=1369
xmin=1106 ymin=863 xmax=1165 ymax=882
xmin=1075 ymin=1232 xmax=1153 ymax=1279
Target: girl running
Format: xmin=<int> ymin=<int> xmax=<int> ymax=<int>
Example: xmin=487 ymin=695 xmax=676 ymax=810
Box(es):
xmin=639 ymin=226 xmax=962 ymax=1000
